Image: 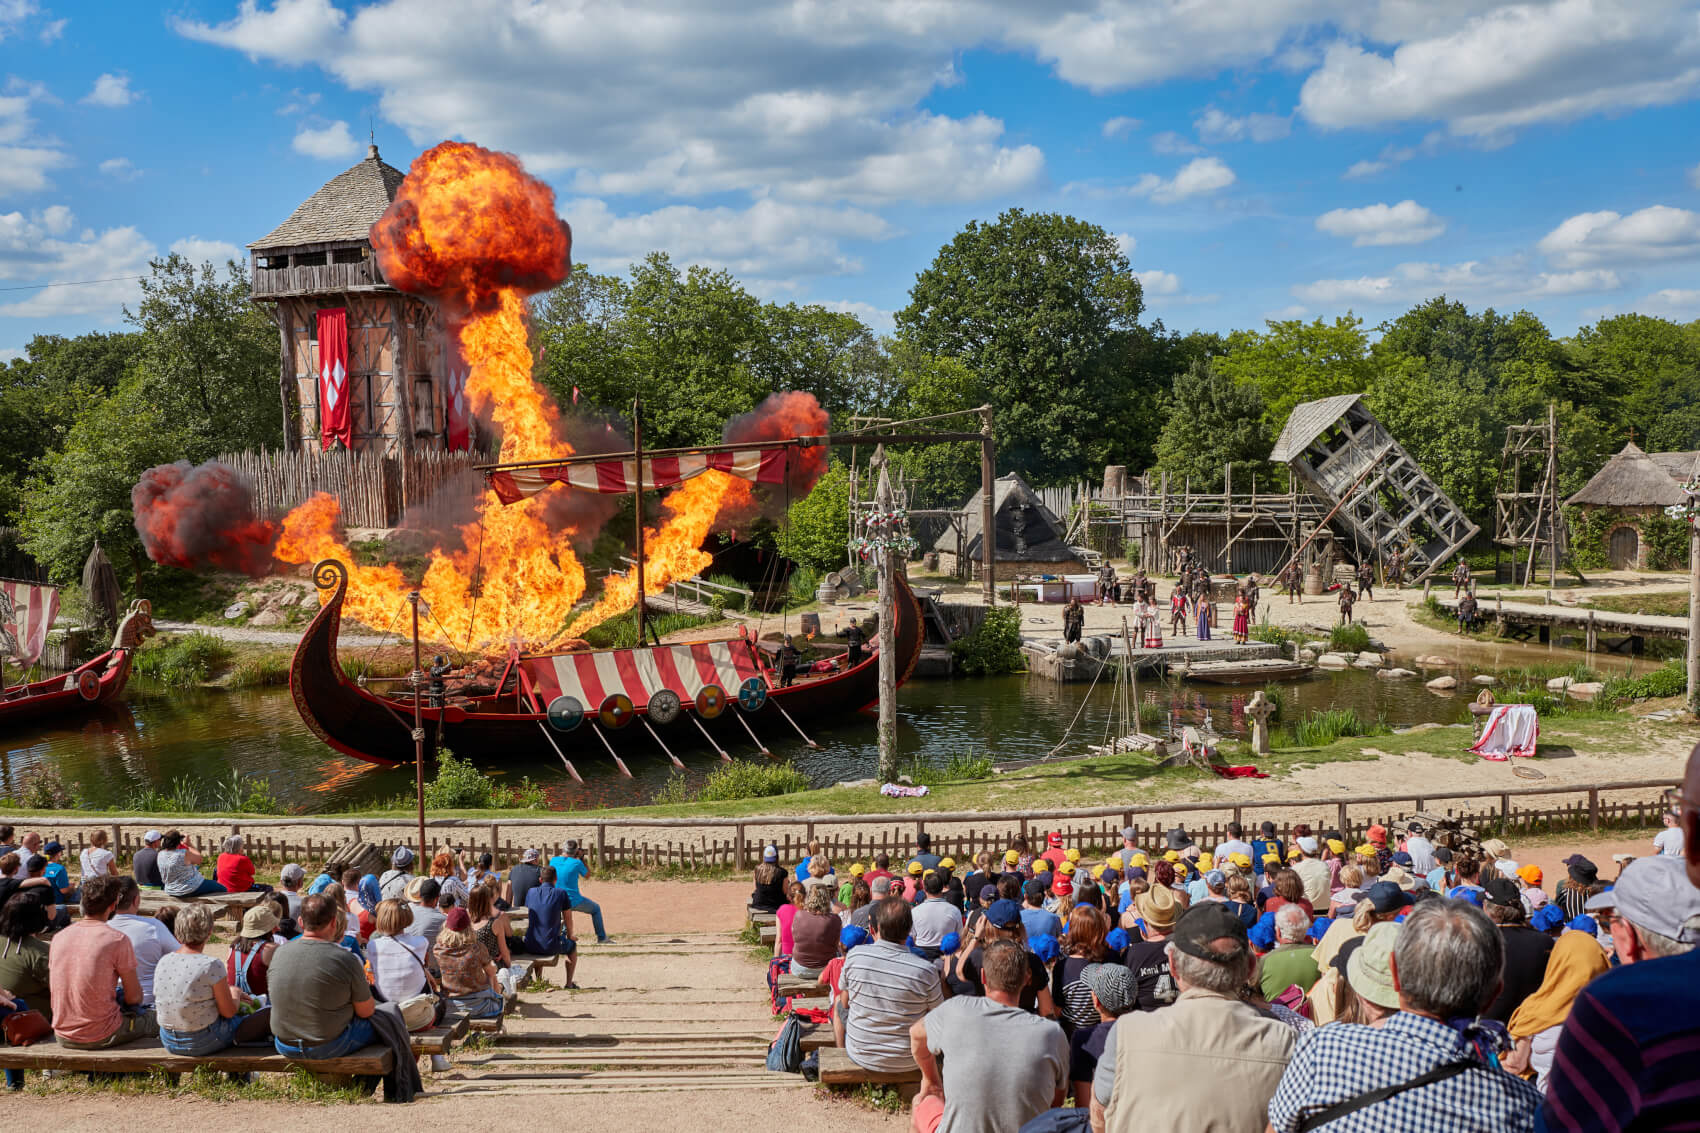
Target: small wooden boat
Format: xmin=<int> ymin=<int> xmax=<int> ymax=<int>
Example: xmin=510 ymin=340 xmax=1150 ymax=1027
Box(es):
xmin=1178 ymin=658 xmax=1314 ymax=685
xmin=0 ymin=595 xmax=154 ymax=729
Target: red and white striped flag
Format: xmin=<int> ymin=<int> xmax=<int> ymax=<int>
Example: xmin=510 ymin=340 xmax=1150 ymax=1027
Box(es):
xmin=0 ymin=579 xmax=59 ymax=669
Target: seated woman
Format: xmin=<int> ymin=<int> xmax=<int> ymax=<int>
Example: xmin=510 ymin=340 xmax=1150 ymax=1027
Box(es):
xmin=318 ymin=882 xmax=362 ymax=960
xmin=0 ymin=893 xmax=51 ymax=1022
xmin=469 ymin=853 xmax=503 ymax=901
xmin=430 ymin=850 xmax=470 ymax=909
xmin=157 ymin=831 xmax=227 ymax=898
xmin=788 ymin=885 xmax=840 ymax=980
xmin=368 ymin=898 xmax=434 ymax=1007
xmin=214 ymin=835 xmax=271 ymax=894
xmin=341 ymin=869 xmax=376 ymax=943
xmin=774 ymin=880 xmax=805 ymax=958
xmin=434 ymin=907 xmax=504 ymax=1020
xmin=466 ymin=883 xmax=517 ymax=997
xmin=155 ymin=904 xmax=271 ymax=1056
xmin=749 ymin=852 xmax=788 ymax=914
xmin=265 ymin=891 xmax=297 ymax=940
xmin=227 ymin=904 xmax=282 ymax=997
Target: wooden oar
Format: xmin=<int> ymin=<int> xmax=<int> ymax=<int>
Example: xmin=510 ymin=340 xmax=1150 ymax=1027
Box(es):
xmin=641 ymin=718 xmax=685 ymax=770
xmin=586 ymin=720 xmax=633 ymax=778
xmin=689 ymin=715 xmax=732 ymax=762
xmin=770 ymin=700 xmax=820 ymax=749
xmin=532 ymin=720 xmax=583 ymax=784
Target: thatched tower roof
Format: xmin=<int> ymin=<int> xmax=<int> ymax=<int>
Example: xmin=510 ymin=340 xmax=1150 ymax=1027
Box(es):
xmin=249 ymin=144 xmax=405 ymax=251
xmin=1566 ymin=442 xmax=1688 ymax=508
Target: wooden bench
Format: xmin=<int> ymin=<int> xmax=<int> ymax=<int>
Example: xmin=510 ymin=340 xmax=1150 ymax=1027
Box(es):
xmin=800 ymin=1023 xmax=837 ymax=1052
xmin=409 ymin=1013 xmax=469 ymax=1057
xmin=776 ymin=974 xmax=827 ymax=999
xmin=746 ymin=906 xmax=778 ymax=928
xmin=0 ymin=1040 xmax=394 ymax=1091
xmin=66 ymin=890 xmax=270 ymax=924
xmin=818 ymin=1046 xmax=920 ymax=1087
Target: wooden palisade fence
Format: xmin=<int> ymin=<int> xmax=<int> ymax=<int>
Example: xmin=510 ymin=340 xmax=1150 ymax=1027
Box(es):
xmin=217 ymin=447 xmax=489 ymax=530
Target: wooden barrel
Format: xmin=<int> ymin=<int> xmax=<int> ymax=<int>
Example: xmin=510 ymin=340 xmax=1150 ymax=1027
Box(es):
xmin=1304 ymin=564 xmax=1327 ymax=595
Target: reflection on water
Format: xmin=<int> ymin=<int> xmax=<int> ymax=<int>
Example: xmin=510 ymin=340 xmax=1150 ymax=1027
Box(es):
xmin=0 ymin=631 xmax=1654 ymax=813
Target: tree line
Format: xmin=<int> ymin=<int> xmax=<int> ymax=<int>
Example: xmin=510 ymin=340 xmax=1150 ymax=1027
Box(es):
xmin=4 ymin=213 xmax=1697 ymax=584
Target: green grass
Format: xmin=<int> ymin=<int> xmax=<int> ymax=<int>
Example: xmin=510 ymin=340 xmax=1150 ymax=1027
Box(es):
xmin=1276 ymin=706 xmax=1388 ymax=749
xmin=1249 ymin=622 xmax=1298 ymax=649
xmin=1584 ymin=591 xmax=1691 ymax=618
xmin=1327 ymin=623 xmax=1372 ymax=653
xmin=653 ymin=759 xmax=813 ymax=805
xmin=705 ymin=573 xmax=749 ymax=611
xmin=226 ymin=650 xmax=290 ymax=688
xmin=133 ymin=631 xmax=233 ymax=687
xmin=21 ymin=1065 xmax=370 ymax=1103
xmin=1598 ymin=661 xmax=1688 ymax=706
xmin=906 ymin=750 xmax=993 ymax=786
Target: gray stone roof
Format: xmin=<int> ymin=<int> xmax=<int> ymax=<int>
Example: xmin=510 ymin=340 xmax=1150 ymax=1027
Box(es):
xmin=1269 ymin=394 xmax=1362 ymax=463
xmin=1567 ymin=442 xmax=1688 ymax=508
xmin=1647 ymin=450 xmax=1700 ymax=484
xmin=249 ymin=145 xmax=406 ymax=251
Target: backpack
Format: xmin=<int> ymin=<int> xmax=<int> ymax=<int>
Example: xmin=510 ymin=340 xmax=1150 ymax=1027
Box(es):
xmin=766 ymin=1014 xmax=804 ymax=1073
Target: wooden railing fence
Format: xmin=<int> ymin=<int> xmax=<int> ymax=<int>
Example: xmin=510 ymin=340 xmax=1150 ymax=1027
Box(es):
xmin=17 ymin=778 xmax=1677 ymax=877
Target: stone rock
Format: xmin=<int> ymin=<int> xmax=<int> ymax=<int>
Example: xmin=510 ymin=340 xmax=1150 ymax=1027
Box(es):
xmin=834 ymin=777 xmax=878 ymax=790
xmin=1472 ymin=675 xmax=1497 ymax=686
xmin=1546 ymin=676 xmax=1574 ymax=691
xmin=273 ymin=589 xmax=302 ymax=608
xmin=1567 ymin=681 xmax=1606 ymax=700
xmin=1353 ymin=651 xmax=1384 ymax=668
xmin=1298 ymin=648 xmax=1318 ymax=662
xmin=1367 ymin=638 xmax=1388 ymax=652
xmin=1377 ymin=667 xmax=1417 ymax=679
xmin=223 ymin=601 xmax=250 ymax=620
xmin=1316 ymin=653 xmax=1350 ymax=669
xmin=1415 ymin=655 xmax=1452 ymax=667
xmin=249 ymin=607 xmax=287 ymax=627
xmin=1304 ymin=640 xmax=1331 ymax=654
xmin=1426 ymin=675 xmax=1458 ymax=690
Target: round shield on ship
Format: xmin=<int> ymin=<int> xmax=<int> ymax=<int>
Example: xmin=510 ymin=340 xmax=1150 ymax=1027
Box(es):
xmin=695 ymin=684 xmax=727 ymax=719
xmin=737 ymin=675 xmax=769 ymax=713
xmin=76 ymin=669 xmax=101 ymax=701
xmin=648 ymin=689 xmax=682 ymax=725
xmin=598 ymin=692 xmax=635 ymax=729
xmin=545 ymin=695 xmax=585 ymax=733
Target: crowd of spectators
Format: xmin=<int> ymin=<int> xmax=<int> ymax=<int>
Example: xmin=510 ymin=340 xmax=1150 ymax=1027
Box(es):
xmin=756 ymin=742 xmax=1700 ymax=1133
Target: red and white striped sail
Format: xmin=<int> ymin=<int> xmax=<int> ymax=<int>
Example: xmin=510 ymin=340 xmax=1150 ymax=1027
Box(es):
xmin=520 ymin=639 xmax=766 ymax=709
xmin=488 ymin=448 xmax=789 ymax=505
xmin=0 ymin=579 xmax=59 ymax=668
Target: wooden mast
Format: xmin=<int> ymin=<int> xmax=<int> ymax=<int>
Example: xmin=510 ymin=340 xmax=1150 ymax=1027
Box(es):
xmin=633 ymin=397 xmax=646 ymax=646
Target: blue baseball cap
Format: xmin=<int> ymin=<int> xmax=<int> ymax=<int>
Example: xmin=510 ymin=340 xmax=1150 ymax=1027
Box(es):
xmin=839 ymin=925 xmax=870 ymax=951
xmin=985 ymin=898 xmax=1021 ymax=929
xmin=1029 ymin=933 xmax=1061 ymax=963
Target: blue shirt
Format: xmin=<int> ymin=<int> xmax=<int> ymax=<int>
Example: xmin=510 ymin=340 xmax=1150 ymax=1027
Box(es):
xmin=44 ymin=861 xmax=71 ymax=903
xmin=1020 ymin=907 xmax=1062 ymax=941
xmin=1252 ymin=838 xmax=1285 ymax=875
xmin=523 ymin=884 xmax=574 ymax=955
xmin=550 ymin=855 xmax=588 ymax=899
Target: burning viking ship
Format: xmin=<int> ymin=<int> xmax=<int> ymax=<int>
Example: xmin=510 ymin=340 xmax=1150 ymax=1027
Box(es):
xmin=290 ymin=437 xmax=924 ymax=778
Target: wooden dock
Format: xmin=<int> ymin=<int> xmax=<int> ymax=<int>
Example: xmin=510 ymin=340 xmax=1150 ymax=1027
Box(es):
xmin=1434 ymin=595 xmax=1687 ymax=653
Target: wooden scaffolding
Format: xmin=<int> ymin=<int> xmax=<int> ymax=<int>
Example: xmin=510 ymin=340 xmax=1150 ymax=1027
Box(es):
xmin=1493 ymin=403 xmax=1576 ymax=585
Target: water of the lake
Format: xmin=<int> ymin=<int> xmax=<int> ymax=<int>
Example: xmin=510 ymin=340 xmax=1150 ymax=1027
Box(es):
xmin=2 ymin=632 xmax=1651 ymax=814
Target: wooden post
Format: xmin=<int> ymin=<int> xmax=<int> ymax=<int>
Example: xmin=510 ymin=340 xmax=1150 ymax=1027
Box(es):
xmin=1588 ymin=788 xmax=1600 ymax=833
xmin=594 ymin=824 xmax=606 ymax=869
xmin=980 ymin=405 xmax=997 ymax=606
xmin=734 ymin=823 xmax=746 ymax=870
xmin=1336 ymin=801 xmax=1348 ymax=835
xmin=1687 ymin=460 xmax=1700 ymax=713
xmin=876 ymin=453 xmax=900 ymax=784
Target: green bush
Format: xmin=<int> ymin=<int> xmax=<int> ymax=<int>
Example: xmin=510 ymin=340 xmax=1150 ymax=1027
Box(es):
xmin=422 ymin=748 xmax=549 ymax=810
xmin=1599 ymin=661 xmax=1688 ymax=706
xmin=952 ymin=606 xmax=1024 ymax=676
xmin=1277 ymin=707 xmax=1387 ymax=748
xmin=907 ymin=750 xmax=993 ymax=785
xmin=1137 ymin=701 xmax=1169 ymax=730
xmin=1249 ymin=622 xmax=1296 ymax=649
xmin=786 ymin=564 xmax=823 ymax=608
xmin=5 ymin=768 xmax=82 ymax=810
xmin=705 ymin=573 xmax=749 ymax=611
xmin=1256 ymin=683 xmax=1287 ymax=722
xmin=1328 ymin=623 xmax=1372 ymax=653
xmin=228 ymin=652 xmax=290 ymax=688
xmin=653 ymin=760 xmax=812 ymax=804
xmin=134 ymin=632 xmax=233 ymax=687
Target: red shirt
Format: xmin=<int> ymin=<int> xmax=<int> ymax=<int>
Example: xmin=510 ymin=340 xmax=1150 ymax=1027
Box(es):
xmin=216 ymin=853 xmax=255 ymax=892
xmin=864 ymin=870 xmax=893 ymax=883
xmin=1265 ymin=896 xmax=1315 ymax=918
xmin=1040 ymin=848 xmax=1068 ymax=867
xmin=48 ymin=920 xmax=135 ymax=1044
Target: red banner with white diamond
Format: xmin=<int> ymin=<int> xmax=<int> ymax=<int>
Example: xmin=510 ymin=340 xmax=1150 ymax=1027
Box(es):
xmin=317 ymin=307 xmax=351 ymax=451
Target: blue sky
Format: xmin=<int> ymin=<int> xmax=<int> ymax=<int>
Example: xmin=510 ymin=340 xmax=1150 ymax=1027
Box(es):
xmin=4 ymin=0 xmax=1700 ymax=359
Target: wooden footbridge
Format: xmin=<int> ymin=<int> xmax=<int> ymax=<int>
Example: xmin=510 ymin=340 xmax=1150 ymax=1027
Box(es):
xmin=1433 ymin=595 xmax=1688 ymax=653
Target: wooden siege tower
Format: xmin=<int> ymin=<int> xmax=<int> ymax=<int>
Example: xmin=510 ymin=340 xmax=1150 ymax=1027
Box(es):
xmin=248 ymin=144 xmax=447 ymax=456
xmin=1269 ymin=394 xmax=1479 ymax=583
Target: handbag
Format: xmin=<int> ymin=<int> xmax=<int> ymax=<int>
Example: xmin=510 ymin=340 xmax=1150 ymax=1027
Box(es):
xmin=2 ymin=1009 xmax=51 ymax=1046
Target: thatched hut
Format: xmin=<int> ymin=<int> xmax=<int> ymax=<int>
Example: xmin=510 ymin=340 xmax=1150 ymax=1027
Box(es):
xmin=1565 ymin=442 xmax=1698 ymax=569
xmin=933 ymin=473 xmax=1089 ymax=578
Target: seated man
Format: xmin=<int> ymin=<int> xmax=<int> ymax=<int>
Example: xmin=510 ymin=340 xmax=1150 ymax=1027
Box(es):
xmin=132 ymin=830 xmax=165 ymax=889
xmin=521 ymin=865 xmax=579 ymax=988
xmin=268 ymin=894 xmax=377 ymax=1060
xmin=109 ymin=877 xmax=180 ymax=1007
xmin=406 ymin=878 xmax=447 ymax=947
xmin=910 ymin=940 xmax=1068 ymax=1133
xmin=48 ymin=874 xmax=159 ymax=1049
xmin=838 ymin=897 xmax=944 ymax=1071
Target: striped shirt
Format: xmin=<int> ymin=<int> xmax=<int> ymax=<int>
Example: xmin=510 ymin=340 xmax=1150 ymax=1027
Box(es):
xmin=840 ymin=939 xmax=945 ymax=1073
xmin=1538 ymin=948 xmax=1700 ymax=1133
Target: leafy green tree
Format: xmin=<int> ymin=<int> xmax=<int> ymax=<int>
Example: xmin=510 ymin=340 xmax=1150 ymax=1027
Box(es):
xmin=1214 ymin=315 xmax=1372 ymax=429
xmin=897 ymin=209 xmax=1144 ymax=484
xmin=883 ymin=343 xmax=988 ymax=507
xmin=754 ymin=303 xmax=885 ymax=421
xmin=1362 ymin=360 xmax=1498 ymax=517
xmin=1153 ymin=360 xmax=1272 ymax=490
xmin=1568 ymin=314 xmax=1700 ymax=453
xmin=776 ymin=462 xmax=849 ymax=571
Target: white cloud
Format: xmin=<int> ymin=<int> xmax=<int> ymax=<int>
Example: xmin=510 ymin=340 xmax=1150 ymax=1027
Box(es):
xmin=38 ymin=16 xmax=64 ymax=42
xmin=0 ymin=84 xmax=69 ymax=195
xmin=1315 ymin=200 xmax=1446 ymax=246
xmin=1537 ymin=205 xmax=1700 ymax=268
xmin=1293 ymin=258 xmax=1622 ymax=305
xmin=292 ymin=120 xmax=359 ymax=160
xmin=1194 ymin=106 xmax=1290 ymax=143
xmin=1112 ymin=232 xmax=1135 ymax=258
xmin=1689 ymin=162 xmax=1700 ymax=190
xmin=1101 ymin=116 xmax=1141 ymax=139
xmin=1150 ymin=131 xmax=1204 ymax=156
xmin=0 ymin=207 xmax=155 ymax=319
xmin=1130 ymin=157 xmax=1236 ymax=204
xmin=170 ymin=237 xmax=244 ymax=266
xmin=98 ymin=156 xmax=140 ymax=180
xmin=1266 ymin=304 xmax=1310 ymax=319
xmin=82 ymin=73 xmax=136 ymax=107
xmin=1636 ymin=288 xmax=1700 ymax=317
xmin=1343 ymin=159 xmax=1390 ymax=180
xmin=1299 ymin=0 xmax=1700 ymax=139
xmin=564 ymin=197 xmax=894 ymax=280
xmin=818 ymin=299 xmax=894 ymax=335
xmin=775 ymin=113 xmax=1043 ymax=206
xmin=0 ymin=0 xmax=37 ymax=40
xmin=1134 ymin=268 xmax=1181 ymax=295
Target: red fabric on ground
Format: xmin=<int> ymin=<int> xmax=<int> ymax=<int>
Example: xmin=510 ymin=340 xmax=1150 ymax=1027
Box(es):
xmin=1210 ymin=763 xmax=1269 ymax=779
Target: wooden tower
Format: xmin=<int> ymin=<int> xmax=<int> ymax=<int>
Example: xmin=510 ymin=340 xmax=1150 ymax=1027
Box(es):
xmin=248 ymin=144 xmax=446 ymax=455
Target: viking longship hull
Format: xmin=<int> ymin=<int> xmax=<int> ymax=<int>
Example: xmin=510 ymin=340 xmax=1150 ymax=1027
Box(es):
xmin=0 ymin=650 xmax=134 ymax=729
xmin=289 ymin=559 xmax=924 ymax=769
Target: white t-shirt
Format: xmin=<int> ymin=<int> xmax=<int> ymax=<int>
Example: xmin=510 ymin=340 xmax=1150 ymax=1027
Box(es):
xmin=369 ymin=933 xmax=431 ymax=1001
xmin=79 ymin=846 xmax=115 ymax=881
xmin=1654 ymin=827 xmax=1685 ymax=857
xmin=110 ymin=913 xmax=181 ymax=1004
xmin=154 ymin=951 xmax=226 ymax=1034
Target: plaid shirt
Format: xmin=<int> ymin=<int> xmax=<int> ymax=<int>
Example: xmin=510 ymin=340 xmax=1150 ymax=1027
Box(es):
xmin=1268 ymin=1013 xmax=1541 ymax=1133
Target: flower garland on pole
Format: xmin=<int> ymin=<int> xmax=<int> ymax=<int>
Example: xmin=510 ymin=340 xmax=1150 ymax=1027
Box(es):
xmin=852 ymin=506 xmax=919 ymax=561
xmin=1663 ymin=474 xmax=1700 ymax=526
